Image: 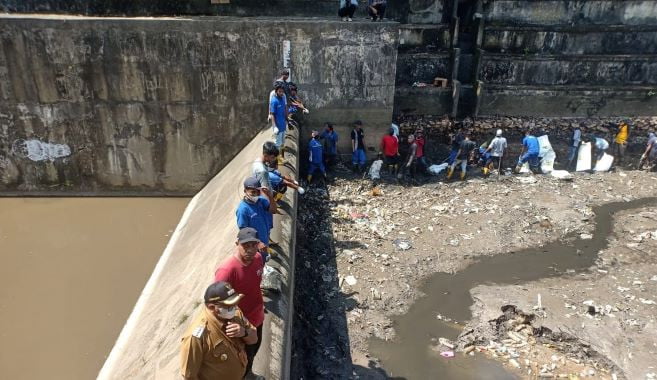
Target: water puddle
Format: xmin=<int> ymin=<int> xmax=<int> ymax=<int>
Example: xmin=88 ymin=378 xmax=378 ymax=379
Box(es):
xmin=370 ymin=197 xmax=657 ymax=379
xmin=0 ymin=197 xmax=188 ymax=380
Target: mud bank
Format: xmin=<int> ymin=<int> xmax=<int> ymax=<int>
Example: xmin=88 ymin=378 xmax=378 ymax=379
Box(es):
xmin=372 ymin=197 xmax=657 ymax=379
xmin=465 ymin=201 xmax=657 ymax=379
xmin=291 ymin=165 xmax=657 ymax=379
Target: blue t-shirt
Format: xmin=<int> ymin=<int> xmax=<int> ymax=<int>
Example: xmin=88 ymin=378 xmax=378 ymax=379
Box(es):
xmin=268 ymin=170 xmax=284 ymax=188
xmin=523 ymin=135 xmax=540 ymax=155
xmin=309 ymin=138 xmax=323 ymax=164
xmin=269 ymin=95 xmax=287 ymax=131
xmin=236 ymin=197 xmax=271 ymax=245
xmin=320 ymin=130 xmax=339 ymax=155
xmin=287 ymin=95 xmax=299 ymax=114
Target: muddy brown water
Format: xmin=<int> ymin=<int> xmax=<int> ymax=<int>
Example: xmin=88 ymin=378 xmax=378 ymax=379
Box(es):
xmin=0 ymin=197 xmax=188 ymax=380
xmin=370 ymin=197 xmax=657 ymax=379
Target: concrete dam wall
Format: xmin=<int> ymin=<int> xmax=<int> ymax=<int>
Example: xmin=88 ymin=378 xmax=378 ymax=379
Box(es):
xmin=394 ymin=0 xmax=657 ymax=118
xmin=0 ymin=15 xmax=397 ymax=194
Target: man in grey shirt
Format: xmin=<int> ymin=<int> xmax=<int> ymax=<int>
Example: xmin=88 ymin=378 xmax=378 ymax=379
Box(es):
xmin=252 ymin=141 xmax=279 ymax=213
xmin=485 ymin=129 xmax=508 ymax=174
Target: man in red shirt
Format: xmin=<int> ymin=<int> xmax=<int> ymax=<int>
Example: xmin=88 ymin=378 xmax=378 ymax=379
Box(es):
xmin=415 ymin=127 xmax=427 ymax=174
xmin=380 ymin=127 xmax=399 ymax=175
xmin=215 ymin=227 xmax=265 ymax=380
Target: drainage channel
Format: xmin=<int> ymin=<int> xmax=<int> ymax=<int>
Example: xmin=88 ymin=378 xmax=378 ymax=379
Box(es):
xmin=0 ymin=197 xmax=188 ymax=380
xmin=369 ymin=197 xmax=657 ymax=379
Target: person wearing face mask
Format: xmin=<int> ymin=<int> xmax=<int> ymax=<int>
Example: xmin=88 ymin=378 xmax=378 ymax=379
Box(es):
xmin=252 ymin=142 xmax=279 ymax=213
xmin=180 ymin=281 xmax=257 ymax=380
xmin=215 ymin=228 xmax=266 ymax=380
xmin=236 ymin=177 xmax=274 ymax=262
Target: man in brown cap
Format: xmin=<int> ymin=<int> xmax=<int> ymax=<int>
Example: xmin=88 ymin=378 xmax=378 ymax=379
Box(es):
xmin=180 ymin=281 xmax=257 ymax=380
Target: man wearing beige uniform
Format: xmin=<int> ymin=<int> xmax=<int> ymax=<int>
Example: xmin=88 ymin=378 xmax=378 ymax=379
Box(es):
xmin=180 ymin=281 xmax=257 ymax=380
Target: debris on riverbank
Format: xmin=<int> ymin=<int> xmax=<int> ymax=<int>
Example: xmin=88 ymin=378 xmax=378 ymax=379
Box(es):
xmin=292 ymin=162 xmax=657 ymax=379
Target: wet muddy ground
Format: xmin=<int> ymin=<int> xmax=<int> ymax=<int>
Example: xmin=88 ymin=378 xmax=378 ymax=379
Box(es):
xmin=0 ymin=197 xmax=188 ymax=379
xmin=291 ymin=164 xmax=657 ymax=379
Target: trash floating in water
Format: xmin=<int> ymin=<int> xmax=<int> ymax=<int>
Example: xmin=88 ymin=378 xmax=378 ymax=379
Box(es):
xmin=440 ymin=350 xmax=455 ymax=358
xmin=438 ymin=337 xmax=455 ymax=349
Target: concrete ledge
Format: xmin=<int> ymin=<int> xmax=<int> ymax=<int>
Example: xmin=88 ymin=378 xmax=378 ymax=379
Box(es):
xmin=398 ymin=23 xmax=450 ymax=51
xmin=98 ymin=127 xmax=299 ymax=379
xmin=480 ymin=54 xmax=657 ymax=85
xmin=479 ymin=85 xmax=657 ymax=117
xmin=483 ymin=25 xmax=657 ymax=55
xmin=484 ymin=0 xmax=657 ymax=26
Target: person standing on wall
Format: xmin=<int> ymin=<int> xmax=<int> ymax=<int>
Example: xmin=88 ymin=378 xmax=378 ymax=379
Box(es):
xmin=215 ymin=228 xmax=266 ymax=380
xmin=566 ymin=123 xmax=583 ymax=171
xmin=351 ymin=120 xmax=367 ymax=173
xmin=268 ymin=83 xmax=288 ymax=164
xmin=180 ymin=281 xmax=257 ymax=380
xmin=338 ymin=0 xmax=358 ymax=21
xmin=320 ymin=122 xmax=339 ymax=171
xmin=252 ymin=142 xmax=279 ymax=214
xmin=612 ymin=119 xmax=630 ymax=167
xmin=367 ymin=0 xmax=386 ymax=21
xmin=236 ymin=177 xmax=275 ymax=262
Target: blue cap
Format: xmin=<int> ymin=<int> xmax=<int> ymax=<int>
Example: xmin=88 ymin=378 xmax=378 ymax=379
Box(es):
xmin=243 ymin=176 xmax=261 ymax=189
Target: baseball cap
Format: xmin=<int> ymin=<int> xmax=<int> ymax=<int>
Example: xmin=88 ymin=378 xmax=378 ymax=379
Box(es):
xmin=243 ymin=176 xmax=261 ymax=189
xmin=204 ymin=281 xmax=244 ymax=306
xmin=237 ymin=227 xmax=260 ymax=244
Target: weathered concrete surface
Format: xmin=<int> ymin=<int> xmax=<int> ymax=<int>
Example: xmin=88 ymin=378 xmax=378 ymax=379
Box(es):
xmin=485 ymin=0 xmax=657 ymax=26
xmin=481 ymin=54 xmax=657 ymax=86
xmin=0 ymin=0 xmax=339 ymax=17
xmin=484 ymin=25 xmax=657 ymax=55
xmin=398 ymin=24 xmax=450 ymax=51
xmin=396 ymin=52 xmax=450 ymax=85
xmin=394 ymin=86 xmax=453 ymax=115
xmin=98 ymin=126 xmax=299 ymax=379
xmin=480 ymin=85 xmax=657 ymax=117
xmin=0 ymin=15 xmax=396 ymax=194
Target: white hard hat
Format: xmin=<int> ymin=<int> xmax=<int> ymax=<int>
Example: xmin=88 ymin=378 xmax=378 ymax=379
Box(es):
xmin=496 ymin=129 xmax=503 ymax=136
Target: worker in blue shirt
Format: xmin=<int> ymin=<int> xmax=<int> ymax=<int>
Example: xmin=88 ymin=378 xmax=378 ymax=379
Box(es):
xmin=268 ymin=83 xmax=288 ymax=163
xmin=236 ymin=177 xmax=276 ymax=261
xmin=320 ymin=122 xmax=339 ymax=170
xmin=308 ymin=130 xmax=327 ymax=183
xmin=515 ymin=129 xmax=541 ymax=173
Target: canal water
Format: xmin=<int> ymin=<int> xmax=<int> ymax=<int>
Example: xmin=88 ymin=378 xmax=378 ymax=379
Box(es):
xmin=370 ymin=197 xmax=657 ymax=379
xmin=0 ymin=197 xmax=189 ymax=380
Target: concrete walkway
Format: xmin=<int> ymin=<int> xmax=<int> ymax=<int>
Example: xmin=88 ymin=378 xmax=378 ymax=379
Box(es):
xmin=98 ymin=127 xmax=299 ymax=379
